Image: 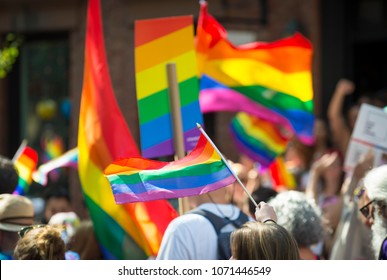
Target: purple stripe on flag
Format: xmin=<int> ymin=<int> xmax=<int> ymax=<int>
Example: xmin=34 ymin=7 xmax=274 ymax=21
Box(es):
xmin=231 ymin=132 xmax=273 ymax=167
xmin=113 ymin=175 xmax=235 ymax=204
xmin=199 ymin=88 xmax=294 ymax=133
xmin=142 ymin=128 xmax=202 ymax=158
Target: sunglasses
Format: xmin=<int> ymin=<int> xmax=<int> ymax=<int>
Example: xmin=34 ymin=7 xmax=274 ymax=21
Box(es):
xmin=18 ymin=224 xmax=46 ymax=238
xmin=359 ymin=200 xmax=375 ymax=219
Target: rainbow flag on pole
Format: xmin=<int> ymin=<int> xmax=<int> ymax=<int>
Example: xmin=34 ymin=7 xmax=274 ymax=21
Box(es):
xmin=32 ymin=147 xmax=78 ymax=186
xmin=104 ymin=131 xmax=236 ymax=204
xmin=13 ymin=145 xmax=38 ymax=195
xmin=230 ymin=112 xmax=291 ymax=168
xmin=78 ymin=0 xmax=177 ymax=259
xmin=196 ymin=1 xmax=314 ymax=144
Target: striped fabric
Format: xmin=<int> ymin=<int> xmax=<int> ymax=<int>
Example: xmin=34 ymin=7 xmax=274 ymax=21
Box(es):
xmin=13 ymin=146 xmax=38 ymax=195
xmin=78 ymin=0 xmax=177 ymax=260
xmin=196 ymin=1 xmax=315 ymax=144
xmin=269 ymin=156 xmax=296 ymax=190
xmin=104 ymin=132 xmax=236 ymax=204
xmin=32 ymin=147 xmax=78 ymax=186
xmin=230 ymin=112 xmax=291 ymax=168
xmin=135 ymin=15 xmax=203 ymax=158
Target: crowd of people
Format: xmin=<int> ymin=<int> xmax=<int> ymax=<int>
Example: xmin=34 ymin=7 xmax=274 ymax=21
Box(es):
xmin=0 ymin=79 xmax=387 ymax=260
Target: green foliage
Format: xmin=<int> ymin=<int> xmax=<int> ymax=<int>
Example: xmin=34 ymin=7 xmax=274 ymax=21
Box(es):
xmin=0 ymin=33 xmax=23 ymax=78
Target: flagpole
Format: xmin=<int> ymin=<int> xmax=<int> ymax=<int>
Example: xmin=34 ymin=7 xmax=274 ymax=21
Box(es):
xmin=197 ymin=123 xmax=258 ymax=208
xmin=12 ymin=139 xmax=28 ymax=162
xmin=166 ymin=63 xmax=190 ymax=215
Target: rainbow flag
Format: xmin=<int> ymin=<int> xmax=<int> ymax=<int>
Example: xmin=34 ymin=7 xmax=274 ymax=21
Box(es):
xmin=32 ymin=147 xmax=78 ymax=186
xmin=42 ymin=135 xmax=64 ymax=161
xmin=269 ymin=156 xmax=296 ymax=191
xmin=104 ymin=131 xmax=235 ymax=204
xmin=13 ymin=146 xmax=38 ymax=195
xmin=78 ymin=0 xmax=177 ymax=259
xmin=135 ymin=15 xmax=203 ymax=158
xmin=230 ymin=112 xmax=291 ymax=168
xmin=41 ymin=135 xmax=65 ymax=182
xmin=196 ymin=1 xmax=314 ymax=144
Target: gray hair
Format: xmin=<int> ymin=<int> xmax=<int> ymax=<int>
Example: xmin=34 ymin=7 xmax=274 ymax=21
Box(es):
xmin=268 ymin=191 xmax=323 ymax=247
xmin=364 ymin=164 xmax=387 ymax=202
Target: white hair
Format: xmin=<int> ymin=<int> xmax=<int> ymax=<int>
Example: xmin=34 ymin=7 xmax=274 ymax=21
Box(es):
xmin=268 ymin=190 xmax=323 ymax=247
xmin=364 ymin=165 xmax=387 ymax=201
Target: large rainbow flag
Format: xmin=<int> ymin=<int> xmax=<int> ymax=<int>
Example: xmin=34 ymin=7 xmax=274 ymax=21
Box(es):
xmin=135 ymin=16 xmax=203 ymax=158
xmin=104 ymin=131 xmax=236 ymax=204
xmin=13 ymin=145 xmax=38 ymax=195
xmin=230 ymin=112 xmax=291 ymax=168
xmin=78 ymin=0 xmax=177 ymax=259
xmin=196 ymin=1 xmax=314 ymax=144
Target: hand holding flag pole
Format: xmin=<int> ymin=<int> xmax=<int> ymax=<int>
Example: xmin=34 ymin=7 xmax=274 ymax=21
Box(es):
xmin=196 ymin=123 xmax=258 ymax=208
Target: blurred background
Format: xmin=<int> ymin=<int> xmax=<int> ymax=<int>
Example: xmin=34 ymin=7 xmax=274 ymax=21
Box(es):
xmin=0 ymin=0 xmax=386 ymax=218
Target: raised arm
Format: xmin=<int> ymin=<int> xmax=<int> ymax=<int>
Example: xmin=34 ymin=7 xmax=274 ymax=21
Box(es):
xmin=305 ymin=152 xmax=339 ymax=203
xmin=327 ymin=79 xmax=355 ymax=154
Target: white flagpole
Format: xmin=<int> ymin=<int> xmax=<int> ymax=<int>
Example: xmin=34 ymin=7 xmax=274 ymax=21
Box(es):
xmin=12 ymin=139 xmax=28 ymax=162
xmin=196 ymin=123 xmax=258 ymax=207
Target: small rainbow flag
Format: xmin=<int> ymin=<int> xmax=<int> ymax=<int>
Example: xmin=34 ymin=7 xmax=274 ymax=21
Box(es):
xmin=42 ymin=135 xmax=64 ymax=161
xmin=104 ymin=131 xmax=236 ymax=204
xmin=41 ymin=135 xmax=65 ymax=182
xmin=230 ymin=112 xmax=291 ymax=168
xmin=269 ymin=156 xmax=296 ymax=191
xmin=196 ymin=1 xmax=314 ymax=144
xmin=32 ymin=147 xmax=78 ymax=186
xmin=13 ymin=145 xmax=38 ymax=195
xmin=78 ymin=0 xmax=177 ymax=259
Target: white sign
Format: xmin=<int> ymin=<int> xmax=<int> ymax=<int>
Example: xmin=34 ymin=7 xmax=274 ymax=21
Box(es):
xmin=344 ymin=103 xmax=387 ymax=173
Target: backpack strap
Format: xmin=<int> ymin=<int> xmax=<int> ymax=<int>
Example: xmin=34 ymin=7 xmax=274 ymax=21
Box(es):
xmin=188 ymin=209 xmax=227 ymax=234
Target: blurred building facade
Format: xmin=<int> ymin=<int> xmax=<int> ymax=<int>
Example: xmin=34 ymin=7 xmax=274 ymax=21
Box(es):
xmin=0 ymin=0 xmax=386 ymax=216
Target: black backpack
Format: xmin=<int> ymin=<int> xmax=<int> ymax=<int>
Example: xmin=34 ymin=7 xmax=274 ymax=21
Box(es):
xmin=189 ymin=209 xmax=250 ymax=260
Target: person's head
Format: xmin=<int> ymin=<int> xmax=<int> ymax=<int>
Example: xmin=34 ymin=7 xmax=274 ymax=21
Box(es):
xmin=268 ymin=191 xmax=323 ymax=249
xmin=14 ymin=224 xmax=65 ymax=260
xmin=43 ymin=188 xmax=72 ymax=223
xmin=190 ymin=182 xmax=236 ymax=207
xmin=0 ymin=156 xmax=19 ymax=194
xmin=362 ymin=165 xmax=387 ymax=258
xmin=248 ymin=187 xmax=278 ymax=217
xmin=0 ymin=194 xmax=34 ymax=256
xmin=68 ymin=220 xmax=102 ymax=260
xmin=230 ymin=221 xmax=300 ymax=260
xmin=48 ymin=211 xmax=80 ymax=245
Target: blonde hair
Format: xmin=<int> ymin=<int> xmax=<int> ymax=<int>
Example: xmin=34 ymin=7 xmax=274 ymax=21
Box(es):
xmin=231 ymin=221 xmax=300 ymax=260
xmin=14 ymin=225 xmax=65 ymax=260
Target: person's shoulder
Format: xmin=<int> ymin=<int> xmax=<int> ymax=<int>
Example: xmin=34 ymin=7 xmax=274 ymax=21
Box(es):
xmin=380 ymin=236 xmax=387 ymax=259
xmin=167 ymin=209 xmax=213 ymax=228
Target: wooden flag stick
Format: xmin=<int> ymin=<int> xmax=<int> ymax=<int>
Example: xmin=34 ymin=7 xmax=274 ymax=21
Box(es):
xmin=197 ymin=123 xmax=258 ymax=208
xmin=166 ymin=63 xmax=190 ymax=215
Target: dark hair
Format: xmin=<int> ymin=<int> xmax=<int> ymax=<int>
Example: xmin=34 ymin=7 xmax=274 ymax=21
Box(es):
xmin=43 ymin=187 xmax=71 ymax=203
xmin=249 ymin=187 xmax=278 ymax=216
xmin=0 ymin=155 xmax=19 ymax=194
